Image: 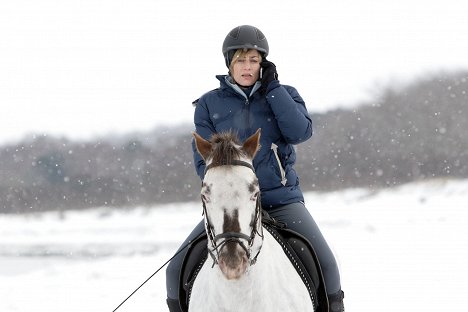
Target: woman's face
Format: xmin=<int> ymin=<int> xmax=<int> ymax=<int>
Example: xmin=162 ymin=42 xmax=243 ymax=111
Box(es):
xmin=231 ymin=49 xmax=261 ymax=87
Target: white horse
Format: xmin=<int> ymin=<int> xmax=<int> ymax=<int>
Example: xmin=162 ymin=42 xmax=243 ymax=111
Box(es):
xmin=189 ymin=129 xmax=315 ymax=312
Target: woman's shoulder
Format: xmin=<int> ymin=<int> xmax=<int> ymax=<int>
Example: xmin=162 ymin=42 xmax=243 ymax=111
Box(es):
xmin=192 ymin=87 xmax=222 ymax=107
xmin=192 ymin=75 xmax=229 ymax=106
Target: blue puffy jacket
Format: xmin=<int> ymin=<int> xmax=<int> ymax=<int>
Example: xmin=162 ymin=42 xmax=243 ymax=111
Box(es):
xmin=192 ymin=75 xmax=313 ymax=209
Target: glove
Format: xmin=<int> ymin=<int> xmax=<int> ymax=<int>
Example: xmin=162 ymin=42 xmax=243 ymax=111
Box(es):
xmin=258 ymin=60 xmax=279 ymax=95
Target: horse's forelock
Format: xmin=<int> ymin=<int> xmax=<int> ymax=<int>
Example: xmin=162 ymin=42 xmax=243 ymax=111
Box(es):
xmin=210 ymin=132 xmax=243 ymax=167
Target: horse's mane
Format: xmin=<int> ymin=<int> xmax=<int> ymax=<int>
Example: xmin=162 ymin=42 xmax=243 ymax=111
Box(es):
xmin=210 ymin=131 xmax=243 ymax=167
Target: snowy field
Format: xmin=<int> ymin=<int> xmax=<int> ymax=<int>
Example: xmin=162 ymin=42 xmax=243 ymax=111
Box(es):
xmin=1 ymin=178 xmax=467 ymax=311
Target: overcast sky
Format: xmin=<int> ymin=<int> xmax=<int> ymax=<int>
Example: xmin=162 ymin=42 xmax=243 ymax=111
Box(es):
xmin=1 ymin=0 xmax=468 ymax=144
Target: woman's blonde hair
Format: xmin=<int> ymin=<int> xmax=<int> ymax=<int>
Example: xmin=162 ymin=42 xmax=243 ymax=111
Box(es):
xmin=228 ymin=49 xmax=263 ymax=73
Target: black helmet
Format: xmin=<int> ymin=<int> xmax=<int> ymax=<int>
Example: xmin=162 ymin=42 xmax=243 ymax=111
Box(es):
xmin=222 ymin=25 xmax=269 ymax=67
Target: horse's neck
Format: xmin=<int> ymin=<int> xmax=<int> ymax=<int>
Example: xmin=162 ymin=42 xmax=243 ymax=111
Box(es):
xmin=190 ymin=230 xmax=314 ymax=311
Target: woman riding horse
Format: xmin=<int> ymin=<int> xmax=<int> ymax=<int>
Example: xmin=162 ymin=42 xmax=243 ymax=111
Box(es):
xmin=166 ymin=25 xmax=345 ymax=312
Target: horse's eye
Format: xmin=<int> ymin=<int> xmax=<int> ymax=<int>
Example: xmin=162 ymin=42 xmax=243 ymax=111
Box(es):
xmin=251 ymin=192 xmax=259 ymax=201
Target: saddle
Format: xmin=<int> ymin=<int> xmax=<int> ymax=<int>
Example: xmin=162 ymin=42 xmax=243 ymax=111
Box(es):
xmin=178 ymin=210 xmax=329 ymax=312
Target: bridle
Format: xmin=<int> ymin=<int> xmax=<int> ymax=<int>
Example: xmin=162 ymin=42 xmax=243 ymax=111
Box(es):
xmin=202 ymin=159 xmax=264 ymax=267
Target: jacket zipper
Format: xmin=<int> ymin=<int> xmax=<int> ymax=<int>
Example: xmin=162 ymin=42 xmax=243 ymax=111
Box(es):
xmin=244 ymin=98 xmax=251 ymax=129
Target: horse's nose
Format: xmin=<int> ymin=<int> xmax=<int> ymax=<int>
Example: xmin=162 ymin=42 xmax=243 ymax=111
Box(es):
xmin=218 ymin=243 xmax=249 ymax=280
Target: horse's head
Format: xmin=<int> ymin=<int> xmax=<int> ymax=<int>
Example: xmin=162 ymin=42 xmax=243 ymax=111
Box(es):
xmin=193 ymin=129 xmax=263 ymax=280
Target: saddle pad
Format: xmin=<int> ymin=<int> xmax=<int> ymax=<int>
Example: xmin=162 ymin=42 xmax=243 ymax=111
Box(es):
xmin=263 ymin=223 xmax=329 ymax=310
xmin=179 ymin=233 xmax=208 ymax=312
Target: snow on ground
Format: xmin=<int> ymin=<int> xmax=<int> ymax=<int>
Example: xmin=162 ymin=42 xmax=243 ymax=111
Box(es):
xmin=1 ymin=178 xmax=467 ymax=311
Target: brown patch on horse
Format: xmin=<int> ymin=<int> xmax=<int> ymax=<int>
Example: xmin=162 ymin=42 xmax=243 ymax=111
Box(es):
xmin=223 ymin=208 xmax=241 ymax=233
xmin=222 ymin=209 xmax=242 ymax=257
xmin=193 ymin=129 xmax=261 ymax=168
xmin=248 ymin=179 xmax=259 ymax=193
xmin=202 ymin=182 xmax=211 ymax=195
xmin=210 ymin=132 xmax=243 ymax=167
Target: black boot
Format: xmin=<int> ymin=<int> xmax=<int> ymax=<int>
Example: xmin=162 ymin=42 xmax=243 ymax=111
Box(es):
xmin=328 ymin=290 xmax=345 ymax=312
xmin=166 ymin=298 xmax=183 ymax=312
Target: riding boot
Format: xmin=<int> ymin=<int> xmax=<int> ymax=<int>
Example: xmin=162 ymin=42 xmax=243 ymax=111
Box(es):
xmin=328 ymin=290 xmax=345 ymax=312
xmin=166 ymin=298 xmax=183 ymax=312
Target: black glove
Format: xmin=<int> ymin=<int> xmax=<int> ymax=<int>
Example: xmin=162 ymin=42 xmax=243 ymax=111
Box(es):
xmin=259 ymin=60 xmax=279 ymax=95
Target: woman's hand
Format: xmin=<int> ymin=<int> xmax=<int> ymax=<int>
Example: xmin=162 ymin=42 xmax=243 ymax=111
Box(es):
xmin=259 ymin=60 xmax=279 ymax=95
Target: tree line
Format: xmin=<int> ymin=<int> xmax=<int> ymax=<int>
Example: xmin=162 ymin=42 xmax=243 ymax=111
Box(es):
xmin=1 ymin=70 xmax=467 ymax=213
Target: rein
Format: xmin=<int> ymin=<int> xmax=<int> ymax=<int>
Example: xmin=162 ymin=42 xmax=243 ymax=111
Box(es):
xmin=202 ymin=159 xmax=264 ymax=267
xmin=111 ymin=240 xmax=193 ymax=311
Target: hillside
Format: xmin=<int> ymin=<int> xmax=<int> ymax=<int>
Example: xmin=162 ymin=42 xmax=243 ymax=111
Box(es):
xmin=1 ymin=70 xmax=467 ymax=213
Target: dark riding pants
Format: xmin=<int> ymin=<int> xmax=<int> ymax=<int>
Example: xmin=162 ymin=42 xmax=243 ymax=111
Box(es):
xmin=165 ymin=202 xmax=342 ymax=299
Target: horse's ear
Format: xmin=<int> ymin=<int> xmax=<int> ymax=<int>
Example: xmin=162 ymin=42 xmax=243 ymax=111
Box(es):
xmin=193 ymin=132 xmax=212 ymax=160
xmin=242 ymin=129 xmax=261 ymax=159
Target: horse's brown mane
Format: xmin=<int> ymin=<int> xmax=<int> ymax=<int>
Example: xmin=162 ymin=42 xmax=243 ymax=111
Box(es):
xmin=210 ymin=131 xmax=243 ymax=167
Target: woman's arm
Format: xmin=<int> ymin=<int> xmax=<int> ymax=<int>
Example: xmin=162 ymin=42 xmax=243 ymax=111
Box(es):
xmin=192 ymin=99 xmax=215 ymax=180
xmin=266 ymin=85 xmax=313 ymax=144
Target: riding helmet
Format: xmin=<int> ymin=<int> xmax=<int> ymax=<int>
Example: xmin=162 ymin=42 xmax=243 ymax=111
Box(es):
xmin=222 ymin=25 xmax=269 ymax=67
